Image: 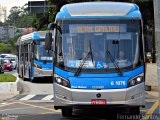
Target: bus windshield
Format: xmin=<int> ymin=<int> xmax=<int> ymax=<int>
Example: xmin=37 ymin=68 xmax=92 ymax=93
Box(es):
xmin=34 ymin=41 xmax=52 ymax=61
xmin=56 ymin=19 xmax=143 ymax=73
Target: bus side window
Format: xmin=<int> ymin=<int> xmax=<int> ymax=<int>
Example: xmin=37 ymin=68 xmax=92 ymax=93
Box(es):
xmin=56 ymin=28 xmax=63 ymax=57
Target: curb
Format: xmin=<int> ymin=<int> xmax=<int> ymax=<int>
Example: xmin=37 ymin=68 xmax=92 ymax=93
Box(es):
xmin=0 ymin=74 xmax=22 ymax=95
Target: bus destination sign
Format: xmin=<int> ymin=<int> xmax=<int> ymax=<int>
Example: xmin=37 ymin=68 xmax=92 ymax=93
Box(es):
xmin=77 ymin=26 xmax=120 ymax=33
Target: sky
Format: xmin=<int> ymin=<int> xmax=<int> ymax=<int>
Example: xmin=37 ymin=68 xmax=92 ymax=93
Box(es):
xmin=0 ymin=0 xmax=44 ymax=16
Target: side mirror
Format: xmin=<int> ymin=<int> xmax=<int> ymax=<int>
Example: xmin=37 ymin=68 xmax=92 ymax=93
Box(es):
xmin=48 ymin=23 xmax=57 ymax=29
xmin=48 ymin=23 xmax=62 ymax=34
xmin=45 ymin=32 xmax=53 ymax=51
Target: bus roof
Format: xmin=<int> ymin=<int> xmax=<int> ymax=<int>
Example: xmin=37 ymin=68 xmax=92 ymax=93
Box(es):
xmin=20 ymin=31 xmax=52 ymax=41
xmin=16 ymin=31 xmax=54 ymax=45
xmin=56 ymin=2 xmax=141 ymax=19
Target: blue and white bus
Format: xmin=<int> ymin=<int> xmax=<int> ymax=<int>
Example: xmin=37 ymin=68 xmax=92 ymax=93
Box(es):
xmin=46 ymin=2 xmax=145 ymax=116
xmin=17 ymin=31 xmax=53 ymax=82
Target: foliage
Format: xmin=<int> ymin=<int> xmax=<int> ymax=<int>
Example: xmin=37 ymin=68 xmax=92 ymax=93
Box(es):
xmin=0 ymin=74 xmax=16 ymax=82
xmin=6 ymin=4 xmax=32 ymax=28
xmin=135 ymin=0 xmax=154 ymax=32
xmin=31 ymin=13 xmax=49 ymax=30
xmin=8 ymin=35 xmax=21 ymax=53
xmin=0 ymin=42 xmax=11 ymax=54
xmin=0 ymin=35 xmax=20 ymax=54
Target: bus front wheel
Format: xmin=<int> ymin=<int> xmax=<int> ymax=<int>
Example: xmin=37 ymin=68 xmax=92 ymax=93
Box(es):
xmin=61 ymin=108 xmax=72 ymax=117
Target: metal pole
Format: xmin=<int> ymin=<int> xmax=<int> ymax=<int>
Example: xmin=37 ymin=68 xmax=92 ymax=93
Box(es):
xmin=14 ymin=11 xmax=15 ymax=37
xmin=153 ymin=0 xmax=160 ymax=114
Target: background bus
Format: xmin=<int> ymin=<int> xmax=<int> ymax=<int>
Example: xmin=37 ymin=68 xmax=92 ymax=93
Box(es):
xmin=45 ymin=2 xmax=145 ymax=117
xmin=17 ymin=31 xmax=53 ymax=82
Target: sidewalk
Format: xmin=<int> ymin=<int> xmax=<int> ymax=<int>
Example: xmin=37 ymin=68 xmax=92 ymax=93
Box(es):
xmin=146 ymin=63 xmax=159 ymax=98
xmin=0 ymin=93 xmax=17 ymax=101
xmin=146 ymin=63 xmax=158 ymax=87
xmin=0 ymin=73 xmax=21 ymax=102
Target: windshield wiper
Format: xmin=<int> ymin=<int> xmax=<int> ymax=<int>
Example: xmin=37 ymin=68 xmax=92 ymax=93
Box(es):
xmin=74 ymin=40 xmax=93 ymax=76
xmin=89 ymin=40 xmax=94 ymax=63
xmin=106 ymin=49 xmax=122 ymax=75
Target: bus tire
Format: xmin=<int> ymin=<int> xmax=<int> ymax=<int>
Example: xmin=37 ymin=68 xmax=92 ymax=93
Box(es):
xmin=129 ymin=106 xmax=140 ymax=116
xmin=21 ymin=68 xmax=23 ymax=78
xmin=22 ymin=70 xmax=24 ymax=80
xmin=22 ymin=68 xmax=26 ymax=81
xmin=61 ymin=108 xmax=72 ymax=117
xmin=29 ymin=68 xmax=31 ymax=81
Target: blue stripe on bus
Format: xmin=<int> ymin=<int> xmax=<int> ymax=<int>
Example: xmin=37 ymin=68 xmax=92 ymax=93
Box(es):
xmin=54 ymin=66 xmax=144 ymax=79
xmin=34 ymin=60 xmax=53 ymax=70
xmin=32 ymin=32 xmax=40 ymax=39
xmin=54 ymin=66 xmax=144 ymax=89
xmin=69 ymin=77 xmax=129 ymax=89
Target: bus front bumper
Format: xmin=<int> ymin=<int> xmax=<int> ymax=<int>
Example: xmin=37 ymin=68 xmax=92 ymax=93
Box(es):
xmin=54 ymin=83 xmax=145 ymax=108
xmin=34 ymin=67 xmax=52 ymax=78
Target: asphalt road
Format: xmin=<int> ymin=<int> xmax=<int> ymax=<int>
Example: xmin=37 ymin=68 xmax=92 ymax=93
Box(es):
xmin=1 ymin=70 xmax=159 ymax=120
xmin=0 ymin=100 xmax=159 ymax=120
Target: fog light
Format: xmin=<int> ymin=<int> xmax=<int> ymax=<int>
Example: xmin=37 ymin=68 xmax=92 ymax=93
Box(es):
xmin=130 ymin=80 xmax=136 ymax=86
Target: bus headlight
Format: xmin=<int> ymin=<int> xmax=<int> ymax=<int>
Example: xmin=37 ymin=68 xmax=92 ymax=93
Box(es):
xmin=128 ymin=76 xmax=144 ymax=87
xmin=55 ymin=77 xmax=70 ymax=88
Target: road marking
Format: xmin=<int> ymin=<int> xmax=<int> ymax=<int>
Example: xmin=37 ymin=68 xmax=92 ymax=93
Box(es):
xmin=16 ymin=111 xmax=61 ymax=117
xmin=14 ymin=94 xmax=54 ymax=101
xmin=0 ymin=104 xmax=55 ymax=112
xmin=14 ymin=100 xmax=54 ymax=103
xmin=146 ymin=99 xmax=159 ymax=102
xmin=0 ymin=106 xmax=33 ymax=112
xmin=140 ymin=109 xmax=147 ymax=112
xmin=0 ymin=102 xmax=7 ymax=105
xmin=41 ymin=95 xmax=53 ymax=100
xmin=0 ymin=102 xmax=21 ymax=108
xmin=19 ymin=102 xmax=61 ymax=112
xmin=19 ymin=95 xmax=36 ymax=100
xmin=141 ymin=100 xmax=159 ymax=120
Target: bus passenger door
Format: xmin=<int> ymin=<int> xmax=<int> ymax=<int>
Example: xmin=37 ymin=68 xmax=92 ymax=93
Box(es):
xmin=28 ymin=44 xmax=32 ymax=80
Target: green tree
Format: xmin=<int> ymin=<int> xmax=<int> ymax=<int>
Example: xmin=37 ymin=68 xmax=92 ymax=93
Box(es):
xmin=8 ymin=35 xmax=21 ymax=54
xmin=0 ymin=42 xmax=12 ymax=54
xmin=6 ymin=4 xmax=33 ymax=28
xmin=31 ymin=13 xmax=49 ymax=30
xmin=7 ymin=6 xmax=22 ymax=27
